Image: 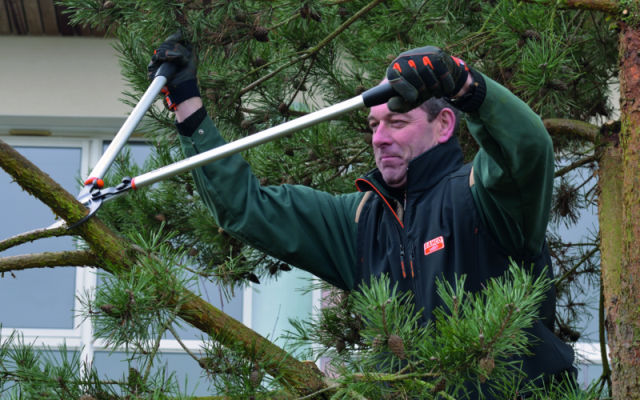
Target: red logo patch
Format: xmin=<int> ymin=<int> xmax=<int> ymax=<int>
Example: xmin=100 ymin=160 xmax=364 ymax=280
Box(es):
xmin=424 ymin=236 xmax=445 ymax=256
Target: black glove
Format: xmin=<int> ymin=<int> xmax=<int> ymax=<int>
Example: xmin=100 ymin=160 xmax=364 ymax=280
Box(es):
xmin=386 ymin=46 xmax=469 ymax=112
xmin=148 ymin=31 xmax=200 ymax=110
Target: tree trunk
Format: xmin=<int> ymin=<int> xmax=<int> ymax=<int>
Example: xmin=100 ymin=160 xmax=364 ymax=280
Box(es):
xmin=601 ymin=22 xmax=640 ymax=399
xmin=0 ymin=139 xmax=327 ymax=398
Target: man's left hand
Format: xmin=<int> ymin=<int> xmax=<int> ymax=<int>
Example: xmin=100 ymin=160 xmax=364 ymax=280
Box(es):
xmin=386 ymin=46 xmax=469 ymax=112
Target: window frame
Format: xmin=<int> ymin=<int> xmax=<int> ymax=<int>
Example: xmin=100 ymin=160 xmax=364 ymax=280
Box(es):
xmin=0 ymin=127 xmax=320 ymax=369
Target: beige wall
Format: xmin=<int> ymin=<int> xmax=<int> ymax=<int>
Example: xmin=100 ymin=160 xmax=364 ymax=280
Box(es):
xmin=0 ymin=36 xmax=129 ymax=119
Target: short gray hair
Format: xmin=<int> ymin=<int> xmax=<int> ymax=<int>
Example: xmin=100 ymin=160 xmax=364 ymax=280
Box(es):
xmin=419 ymin=97 xmax=461 ymax=133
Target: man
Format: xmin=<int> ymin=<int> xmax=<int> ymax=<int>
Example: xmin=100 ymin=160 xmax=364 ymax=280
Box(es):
xmin=148 ymin=36 xmax=575 ymax=396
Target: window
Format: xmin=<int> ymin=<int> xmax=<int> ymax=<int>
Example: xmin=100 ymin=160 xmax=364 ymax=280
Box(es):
xmin=0 ymin=130 xmax=320 ymax=395
xmin=551 ymin=158 xmax=604 ymax=387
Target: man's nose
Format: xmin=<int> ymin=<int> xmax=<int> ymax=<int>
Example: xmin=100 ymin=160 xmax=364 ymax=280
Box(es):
xmin=371 ymin=123 xmax=392 ymax=147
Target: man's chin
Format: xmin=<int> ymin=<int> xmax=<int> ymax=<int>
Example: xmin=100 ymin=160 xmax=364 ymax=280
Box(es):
xmin=380 ymin=171 xmax=406 ymax=188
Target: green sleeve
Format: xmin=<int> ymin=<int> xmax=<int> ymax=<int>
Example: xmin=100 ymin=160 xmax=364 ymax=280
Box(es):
xmin=179 ymin=116 xmax=363 ymax=290
xmin=468 ymin=74 xmax=555 ymax=257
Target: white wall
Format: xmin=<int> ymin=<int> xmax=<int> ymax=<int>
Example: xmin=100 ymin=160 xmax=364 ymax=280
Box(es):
xmin=0 ymin=36 xmax=128 ymax=119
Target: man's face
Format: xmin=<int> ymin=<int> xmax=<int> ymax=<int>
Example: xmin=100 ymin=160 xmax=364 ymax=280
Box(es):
xmin=368 ymin=104 xmax=440 ymax=188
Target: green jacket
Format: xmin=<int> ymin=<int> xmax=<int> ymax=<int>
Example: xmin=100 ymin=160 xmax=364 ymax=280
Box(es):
xmin=178 ymin=73 xmax=554 ymax=290
xmin=178 ymin=71 xmax=576 ymax=386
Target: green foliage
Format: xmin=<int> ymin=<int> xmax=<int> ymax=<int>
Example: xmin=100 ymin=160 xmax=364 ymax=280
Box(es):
xmin=0 ymin=328 xmax=190 ymax=399
xmin=0 ymin=334 xmax=83 ymax=399
xmin=285 ymin=263 xmax=601 ymax=399
xmin=620 ymin=0 xmax=640 ymax=27
xmin=196 ymin=336 xmax=283 ymax=399
xmin=79 ymin=226 xmax=197 ymax=349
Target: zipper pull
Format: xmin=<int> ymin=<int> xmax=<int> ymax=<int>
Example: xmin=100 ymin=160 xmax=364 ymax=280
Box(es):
xmin=409 ymin=250 xmax=415 ymax=278
xmin=400 ymin=245 xmax=407 ymax=279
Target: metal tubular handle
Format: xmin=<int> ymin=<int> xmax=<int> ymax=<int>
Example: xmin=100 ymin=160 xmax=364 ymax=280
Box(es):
xmin=75 ymin=82 xmax=396 ymax=219
xmin=132 ymin=83 xmax=396 ymax=190
xmin=132 ymin=94 xmax=368 ymax=190
xmin=86 ymin=75 xmax=168 ymax=181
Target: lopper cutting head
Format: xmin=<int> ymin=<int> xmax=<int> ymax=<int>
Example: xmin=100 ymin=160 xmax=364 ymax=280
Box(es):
xmin=68 ymin=177 xmax=134 ymax=229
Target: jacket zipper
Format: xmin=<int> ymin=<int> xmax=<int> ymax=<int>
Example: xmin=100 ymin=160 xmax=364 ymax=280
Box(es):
xmin=400 ymin=244 xmax=407 ymax=279
xmin=409 ymin=248 xmax=415 ymax=278
xmin=355 ymin=178 xmax=411 ymax=280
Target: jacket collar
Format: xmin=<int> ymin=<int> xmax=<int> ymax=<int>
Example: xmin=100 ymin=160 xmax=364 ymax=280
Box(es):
xmin=356 ymin=137 xmax=465 ymax=201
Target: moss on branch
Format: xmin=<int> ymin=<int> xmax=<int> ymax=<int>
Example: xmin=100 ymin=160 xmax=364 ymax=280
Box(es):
xmin=0 ymin=224 xmax=69 ymax=252
xmin=0 ymin=250 xmax=99 ymax=273
xmin=543 ymin=118 xmax=599 ymax=142
xmin=522 ymin=0 xmax=619 ymax=15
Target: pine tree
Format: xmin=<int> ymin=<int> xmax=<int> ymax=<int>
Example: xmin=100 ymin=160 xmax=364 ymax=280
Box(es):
xmin=2 ymin=0 xmax=638 ymax=398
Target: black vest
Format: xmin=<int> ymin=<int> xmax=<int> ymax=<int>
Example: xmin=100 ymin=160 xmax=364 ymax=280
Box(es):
xmin=354 ymin=137 xmax=574 ymax=386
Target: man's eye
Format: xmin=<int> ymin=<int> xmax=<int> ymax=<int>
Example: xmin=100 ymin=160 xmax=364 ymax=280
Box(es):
xmin=369 ymin=122 xmax=378 ymax=132
xmin=390 ymin=120 xmax=407 ymax=128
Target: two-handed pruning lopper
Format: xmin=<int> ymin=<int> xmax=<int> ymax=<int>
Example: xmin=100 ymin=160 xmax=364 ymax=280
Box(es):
xmin=69 ymin=65 xmax=395 ymax=229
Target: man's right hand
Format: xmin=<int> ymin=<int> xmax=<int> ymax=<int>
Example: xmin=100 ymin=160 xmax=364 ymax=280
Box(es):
xmin=148 ymin=31 xmax=199 ymax=111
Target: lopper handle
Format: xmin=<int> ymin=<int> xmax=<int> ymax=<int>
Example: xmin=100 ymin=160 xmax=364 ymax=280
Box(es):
xmin=105 ymin=83 xmax=396 ymax=197
xmin=155 ymin=61 xmax=178 ymax=79
xmin=131 ymin=84 xmax=396 ymax=191
xmin=82 ymin=73 xmax=169 ymax=188
xmin=361 ymin=83 xmax=396 ymax=107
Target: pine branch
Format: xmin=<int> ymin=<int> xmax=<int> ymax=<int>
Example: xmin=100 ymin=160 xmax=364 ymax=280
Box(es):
xmin=295 ymin=383 xmax=339 ymax=400
xmin=599 ymin=281 xmax=612 ymax=395
xmin=0 ymin=138 xmax=327 ymax=397
xmin=167 ymin=323 xmax=201 ymax=366
xmin=554 ymin=154 xmax=599 ymax=178
xmin=0 ymin=370 xmax=124 ymax=388
xmin=483 ymin=303 xmax=516 ymax=352
xmin=555 ymin=246 xmax=599 ymax=286
xmin=346 ymin=390 xmax=369 ymax=400
xmin=142 ymin=304 xmax=181 ymax=382
xmin=521 ymin=0 xmax=619 ymax=14
xmin=351 ymin=370 xmax=439 ymax=383
xmin=0 ymin=250 xmax=99 ymax=273
xmin=0 ymin=223 xmax=70 ymax=252
xmin=239 ymin=0 xmax=387 ymax=96
xmin=543 ymin=118 xmax=599 ymax=142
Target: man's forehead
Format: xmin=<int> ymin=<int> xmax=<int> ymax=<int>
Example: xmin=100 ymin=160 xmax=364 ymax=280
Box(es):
xmin=368 ymin=104 xmax=423 ymax=120
xmin=367 ymin=79 xmax=391 ymax=118
xmin=368 ymin=105 xmax=393 ymax=120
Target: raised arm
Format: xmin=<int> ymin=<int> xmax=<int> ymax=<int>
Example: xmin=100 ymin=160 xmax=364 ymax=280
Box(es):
xmin=148 ymin=34 xmax=363 ymax=290
xmin=384 ymin=46 xmax=553 ymax=257
xmin=176 ymin=109 xmax=363 ymax=290
xmin=466 ymin=72 xmax=554 ymax=257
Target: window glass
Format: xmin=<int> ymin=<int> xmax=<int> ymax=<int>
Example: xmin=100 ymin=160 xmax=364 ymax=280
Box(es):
xmin=251 ymin=269 xmax=313 ymax=349
xmin=577 ymin=363 xmax=602 ymax=389
xmin=0 ymin=146 xmax=80 ymax=329
xmin=102 ymin=141 xmax=152 ymax=169
xmin=171 ymin=276 xmax=244 ymax=340
xmin=551 ymin=164 xmax=599 ymax=341
xmin=551 ymin=161 xmax=602 ymax=387
xmin=92 ymin=350 xmax=210 ymax=396
xmin=98 ymin=141 xmax=244 ymax=339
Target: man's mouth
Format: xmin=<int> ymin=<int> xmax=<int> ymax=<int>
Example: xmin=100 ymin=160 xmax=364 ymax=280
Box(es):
xmin=379 ymin=154 xmax=400 ymax=163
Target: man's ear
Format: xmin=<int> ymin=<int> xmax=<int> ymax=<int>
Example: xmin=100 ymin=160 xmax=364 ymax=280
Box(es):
xmin=435 ymin=107 xmax=456 ymax=144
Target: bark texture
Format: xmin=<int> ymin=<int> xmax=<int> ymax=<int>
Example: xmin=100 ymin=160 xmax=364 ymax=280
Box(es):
xmin=601 ymin=22 xmax=640 ymax=399
xmin=0 ymin=250 xmax=99 ymax=272
xmin=0 ymin=139 xmax=327 ymax=397
xmin=522 ymin=0 xmax=619 ymax=14
xmin=543 ymin=118 xmax=598 ymax=142
xmin=0 ymin=224 xmax=68 ymax=252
